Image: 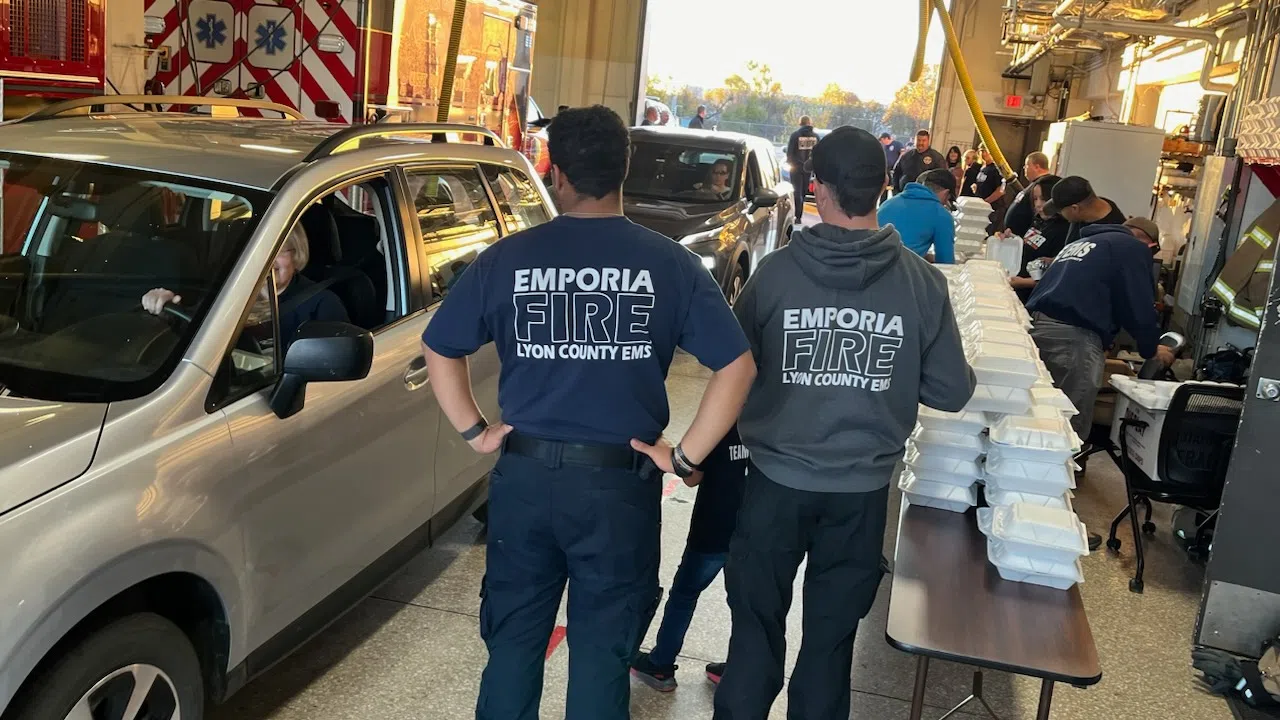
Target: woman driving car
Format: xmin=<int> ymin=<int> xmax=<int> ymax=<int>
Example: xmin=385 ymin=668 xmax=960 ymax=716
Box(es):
xmin=141 ymin=223 xmax=348 ymax=349
xmin=692 ymin=159 xmax=734 ymax=200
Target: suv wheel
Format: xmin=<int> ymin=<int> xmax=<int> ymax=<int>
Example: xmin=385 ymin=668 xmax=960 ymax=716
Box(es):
xmin=11 ymin=614 xmax=204 ymax=720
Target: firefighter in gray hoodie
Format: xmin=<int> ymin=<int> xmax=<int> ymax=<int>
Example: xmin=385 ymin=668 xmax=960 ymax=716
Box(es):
xmin=712 ymin=126 xmax=976 ymax=720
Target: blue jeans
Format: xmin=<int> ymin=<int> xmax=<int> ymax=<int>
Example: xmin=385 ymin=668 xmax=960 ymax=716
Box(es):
xmin=476 ymin=451 xmax=663 ymax=720
xmin=647 ymin=549 xmax=728 ymax=668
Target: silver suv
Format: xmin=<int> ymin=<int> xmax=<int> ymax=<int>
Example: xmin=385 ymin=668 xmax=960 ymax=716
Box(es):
xmin=0 ymin=97 xmax=553 ymax=720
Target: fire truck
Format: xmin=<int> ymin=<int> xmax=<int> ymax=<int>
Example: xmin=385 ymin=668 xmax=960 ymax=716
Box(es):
xmin=141 ymin=0 xmax=537 ymax=147
xmin=0 ymin=0 xmax=107 ymax=119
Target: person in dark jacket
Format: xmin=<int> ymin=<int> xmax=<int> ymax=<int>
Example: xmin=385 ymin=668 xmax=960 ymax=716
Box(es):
xmin=688 ymin=105 xmax=708 ymax=129
xmin=960 ymin=149 xmax=982 ymax=197
xmin=1004 ymin=151 xmax=1052 ymax=237
xmin=714 ymin=126 xmax=975 ymax=720
xmin=786 ymin=116 xmax=819 ymax=222
xmin=631 ymin=426 xmax=749 ymax=691
xmin=890 ymin=129 xmax=947 ymax=193
xmin=881 ymin=132 xmax=904 ymax=170
xmin=1027 ymin=223 xmax=1172 ymax=443
xmin=1044 ymin=175 xmax=1126 ymax=244
xmin=1010 ymin=175 xmax=1069 ymax=303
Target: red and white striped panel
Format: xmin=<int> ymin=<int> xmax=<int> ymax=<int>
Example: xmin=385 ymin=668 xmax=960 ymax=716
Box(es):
xmin=142 ymin=0 xmax=356 ymax=123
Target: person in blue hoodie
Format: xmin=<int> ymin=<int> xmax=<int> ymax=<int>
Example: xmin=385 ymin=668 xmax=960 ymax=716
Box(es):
xmin=877 ymin=167 xmax=956 ymax=263
xmin=713 ymin=127 xmax=975 ymax=720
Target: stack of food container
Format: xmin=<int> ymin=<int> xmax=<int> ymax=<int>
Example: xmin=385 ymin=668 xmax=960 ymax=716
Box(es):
xmin=953 ymin=197 xmax=992 ymax=261
xmin=903 ymin=258 xmax=1090 ymax=589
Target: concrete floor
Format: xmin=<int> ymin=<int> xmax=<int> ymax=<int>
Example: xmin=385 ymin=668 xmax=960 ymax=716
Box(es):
xmin=210 ymin=345 xmax=1232 ymax=720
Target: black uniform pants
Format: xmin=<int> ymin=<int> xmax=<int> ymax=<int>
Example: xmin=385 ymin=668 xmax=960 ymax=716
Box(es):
xmin=713 ymin=464 xmax=888 ymax=720
xmin=476 ymin=450 xmax=663 ymax=720
xmin=793 ymin=173 xmax=808 ymax=223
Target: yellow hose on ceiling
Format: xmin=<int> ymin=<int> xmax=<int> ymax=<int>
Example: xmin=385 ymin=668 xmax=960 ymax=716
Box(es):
xmin=912 ymin=0 xmax=1022 ymax=190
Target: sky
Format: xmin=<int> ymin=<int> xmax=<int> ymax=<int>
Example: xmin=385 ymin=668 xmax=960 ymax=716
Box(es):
xmin=644 ymin=0 xmax=948 ymax=103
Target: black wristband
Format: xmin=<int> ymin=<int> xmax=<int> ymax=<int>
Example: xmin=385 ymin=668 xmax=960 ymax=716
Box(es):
xmin=671 ymin=444 xmax=700 ymax=478
xmin=460 ymin=418 xmax=488 ymax=442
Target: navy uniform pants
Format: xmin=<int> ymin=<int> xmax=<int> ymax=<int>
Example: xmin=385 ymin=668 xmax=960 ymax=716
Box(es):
xmin=476 ymin=451 xmax=663 ymax=720
xmin=713 ymin=465 xmax=888 ymax=720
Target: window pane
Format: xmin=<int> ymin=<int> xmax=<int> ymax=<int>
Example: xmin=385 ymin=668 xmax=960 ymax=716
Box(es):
xmin=406 ymin=167 xmax=500 ymax=302
xmin=483 ymin=164 xmax=550 ymax=233
xmin=624 ymin=141 xmax=741 ymax=202
xmin=0 ymin=153 xmax=267 ymax=402
xmin=223 ymin=272 xmax=279 ymax=398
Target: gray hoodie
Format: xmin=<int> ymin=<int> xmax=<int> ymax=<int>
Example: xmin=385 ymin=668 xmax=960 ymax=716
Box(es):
xmin=733 ymin=224 xmax=975 ymax=493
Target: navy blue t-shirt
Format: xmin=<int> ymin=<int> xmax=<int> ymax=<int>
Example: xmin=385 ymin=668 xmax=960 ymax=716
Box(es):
xmin=422 ymin=215 xmax=749 ymax=446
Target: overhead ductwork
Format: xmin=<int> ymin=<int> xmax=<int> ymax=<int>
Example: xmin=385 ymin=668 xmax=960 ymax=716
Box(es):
xmin=1004 ymin=0 xmax=1251 ymax=96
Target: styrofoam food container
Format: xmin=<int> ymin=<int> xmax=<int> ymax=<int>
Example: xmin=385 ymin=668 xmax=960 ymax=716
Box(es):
xmin=966 ymin=341 xmax=1042 ymax=389
xmin=963 ymin=326 xmax=1035 ymax=350
xmin=1030 ymin=385 xmax=1078 ymax=415
xmin=985 ymin=448 xmax=1076 ymax=485
xmin=988 ymin=540 xmax=1083 ymax=590
xmin=965 ymin=384 xmax=1034 ymax=415
xmin=977 ymin=504 xmax=1089 ymax=561
xmin=962 ymin=318 xmax=1028 ymax=337
xmin=910 ymin=426 xmax=987 ymax=460
xmin=900 ymin=469 xmax=977 ymax=513
xmin=904 ymin=445 xmax=983 ymax=481
xmin=916 ymin=406 xmax=988 ymax=435
xmin=989 ymin=415 xmax=1081 ymax=453
xmin=983 ymin=483 xmax=1072 ymax=511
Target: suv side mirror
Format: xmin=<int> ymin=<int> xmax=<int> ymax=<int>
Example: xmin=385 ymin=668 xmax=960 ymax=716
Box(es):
xmin=270 ymin=321 xmax=374 ymax=419
xmin=751 ymin=188 xmax=780 ymax=209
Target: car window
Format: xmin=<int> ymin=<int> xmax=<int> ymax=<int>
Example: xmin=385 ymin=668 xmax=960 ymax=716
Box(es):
xmin=405 ymin=166 xmax=500 ymax=303
xmin=483 ymin=164 xmax=551 ymax=233
xmin=625 ymin=141 xmax=742 ymax=203
xmin=210 ymin=175 xmax=405 ymax=408
xmin=0 ymin=153 xmax=268 ymax=402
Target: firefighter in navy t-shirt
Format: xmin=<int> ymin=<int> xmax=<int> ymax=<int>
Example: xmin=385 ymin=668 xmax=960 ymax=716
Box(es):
xmin=632 ymin=426 xmax=749 ymax=691
xmin=421 ymin=105 xmax=756 ymax=720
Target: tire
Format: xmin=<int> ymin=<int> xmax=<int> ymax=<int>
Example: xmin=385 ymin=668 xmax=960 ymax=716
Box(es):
xmin=726 ymin=263 xmax=746 ymax=306
xmin=9 ymin=613 xmax=204 ymax=720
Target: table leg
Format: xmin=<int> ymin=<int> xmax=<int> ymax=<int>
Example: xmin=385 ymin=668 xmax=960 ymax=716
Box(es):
xmin=1036 ymin=679 xmax=1055 ymax=720
xmin=909 ymin=656 xmax=930 ymax=720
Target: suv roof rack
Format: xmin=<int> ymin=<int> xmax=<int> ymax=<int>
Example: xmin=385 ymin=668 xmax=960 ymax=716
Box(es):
xmin=304 ymin=123 xmax=504 ymax=162
xmin=16 ymin=95 xmax=304 ymax=122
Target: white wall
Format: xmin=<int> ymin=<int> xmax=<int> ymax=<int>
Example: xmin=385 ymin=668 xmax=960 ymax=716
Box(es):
xmin=531 ymin=0 xmax=646 ymax=122
xmin=105 ymin=0 xmax=147 ymax=95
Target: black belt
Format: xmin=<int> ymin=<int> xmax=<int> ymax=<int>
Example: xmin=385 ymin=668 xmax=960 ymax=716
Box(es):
xmin=502 ymin=431 xmax=645 ymax=471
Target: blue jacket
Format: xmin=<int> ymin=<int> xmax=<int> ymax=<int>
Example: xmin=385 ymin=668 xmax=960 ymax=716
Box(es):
xmin=1027 ymin=224 xmax=1160 ymax=356
xmin=877 ymin=182 xmax=955 ymax=263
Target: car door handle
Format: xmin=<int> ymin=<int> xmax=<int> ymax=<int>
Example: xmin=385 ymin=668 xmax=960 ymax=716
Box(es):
xmin=404 ymin=356 xmax=430 ymax=390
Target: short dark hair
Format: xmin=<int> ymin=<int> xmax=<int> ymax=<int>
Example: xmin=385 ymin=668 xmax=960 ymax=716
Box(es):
xmin=1034 ymin=174 xmax=1061 ymax=199
xmin=880 ymin=132 xmax=892 ymax=139
xmin=812 ymin=126 xmax=885 ymax=218
xmin=916 ymin=129 xmax=931 ymax=137
xmin=548 ymin=105 xmax=630 ymax=199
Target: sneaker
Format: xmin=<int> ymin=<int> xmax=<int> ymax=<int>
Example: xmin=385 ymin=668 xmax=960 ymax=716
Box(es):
xmin=631 ymin=652 xmax=677 ymax=692
xmin=705 ymin=662 xmax=725 ymax=685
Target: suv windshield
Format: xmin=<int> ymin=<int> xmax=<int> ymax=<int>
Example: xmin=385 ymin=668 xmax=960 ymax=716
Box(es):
xmin=625 ymin=141 xmax=742 ymax=203
xmin=0 ymin=153 xmax=269 ymax=402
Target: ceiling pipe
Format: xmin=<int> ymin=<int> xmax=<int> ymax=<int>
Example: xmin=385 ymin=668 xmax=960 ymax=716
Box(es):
xmin=1005 ymin=0 xmax=1082 ymax=76
xmin=1052 ymin=8 xmax=1249 ymax=95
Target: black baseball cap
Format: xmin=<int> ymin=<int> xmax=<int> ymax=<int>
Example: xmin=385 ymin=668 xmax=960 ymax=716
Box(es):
xmin=1043 ymin=175 xmax=1094 ymax=216
xmin=811 ymin=126 xmax=887 ymax=191
xmin=879 ymin=132 xmax=892 ymax=139
xmin=917 ymin=168 xmax=956 ymax=196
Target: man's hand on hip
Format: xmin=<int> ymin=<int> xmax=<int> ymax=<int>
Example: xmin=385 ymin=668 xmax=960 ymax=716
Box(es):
xmin=469 ymin=423 xmax=514 ymax=454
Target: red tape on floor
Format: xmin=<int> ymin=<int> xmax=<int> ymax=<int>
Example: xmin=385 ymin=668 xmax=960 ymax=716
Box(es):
xmin=662 ymin=476 xmax=679 ymax=498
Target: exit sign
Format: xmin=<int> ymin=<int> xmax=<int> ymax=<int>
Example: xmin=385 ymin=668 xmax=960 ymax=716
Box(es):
xmin=1005 ymin=95 xmax=1024 ymax=108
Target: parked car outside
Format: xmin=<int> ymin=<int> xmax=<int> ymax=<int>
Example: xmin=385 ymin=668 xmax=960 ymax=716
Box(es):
xmin=0 ymin=97 xmax=555 ymax=720
xmin=623 ymin=126 xmax=794 ymax=304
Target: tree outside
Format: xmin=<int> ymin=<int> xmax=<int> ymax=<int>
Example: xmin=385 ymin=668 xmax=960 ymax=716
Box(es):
xmin=645 ymin=62 xmax=939 ymax=145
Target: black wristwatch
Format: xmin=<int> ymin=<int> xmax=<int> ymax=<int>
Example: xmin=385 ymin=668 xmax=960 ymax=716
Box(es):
xmin=671 ymin=444 xmax=701 ymax=479
xmin=460 ymin=418 xmax=488 ymax=442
